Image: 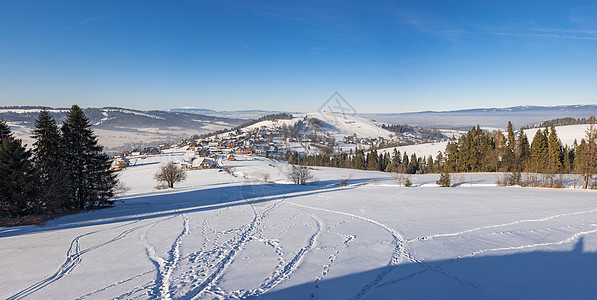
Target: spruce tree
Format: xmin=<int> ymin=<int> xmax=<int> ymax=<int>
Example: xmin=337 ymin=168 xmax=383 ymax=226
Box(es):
xmin=577 ymin=116 xmax=597 ymax=188
xmin=504 ymin=121 xmax=516 ymax=171
xmin=517 ymin=128 xmax=531 ymax=171
xmin=353 ymin=149 xmax=366 ymax=170
xmin=61 ymin=105 xmax=117 ymax=209
xmin=530 ymin=129 xmax=549 ymax=173
xmin=32 ymin=110 xmax=68 ymax=211
xmin=0 ymin=138 xmax=40 ymax=217
xmin=407 ymin=154 xmax=419 ymax=174
xmin=367 ymin=150 xmax=380 ymax=170
xmin=547 ymin=125 xmax=563 ymax=175
xmin=401 ymin=152 xmax=409 ymax=171
xmin=0 ymin=119 xmax=12 ymax=141
xmin=444 ymin=136 xmax=459 ymax=172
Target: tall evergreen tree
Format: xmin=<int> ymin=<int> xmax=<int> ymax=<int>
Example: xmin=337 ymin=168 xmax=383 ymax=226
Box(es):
xmin=61 ymin=105 xmax=117 ymax=209
xmin=367 ymin=150 xmax=381 ymax=170
xmin=444 ymin=136 xmax=459 ymax=172
xmin=32 ymin=110 xmax=68 ymax=211
xmin=504 ymin=121 xmax=516 ymax=171
xmin=546 ymin=125 xmax=563 ymax=175
xmin=576 ymin=116 xmax=597 ymax=188
xmin=0 ymin=119 xmax=12 ymax=141
xmin=517 ymin=128 xmax=531 ymax=171
xmin=401 ymin=152 xmax=409 ymax=171
xmin=353 ymin=149 xmax=366 ymax=170
xmin=530 ymin=129 xmax=549 ymax=173
xmin=0 ymin=138 xmax=40 ymax=217
xmin=407 ymin=153 xmax=419 ymax=174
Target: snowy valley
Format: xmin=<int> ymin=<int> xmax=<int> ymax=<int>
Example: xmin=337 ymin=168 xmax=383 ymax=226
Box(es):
xmin=2 ymin=150 xmax=597 ymax=299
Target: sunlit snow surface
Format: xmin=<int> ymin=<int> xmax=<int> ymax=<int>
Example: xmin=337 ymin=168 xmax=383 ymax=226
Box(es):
xmin=2 ymin=154 xmax=597 ymax=299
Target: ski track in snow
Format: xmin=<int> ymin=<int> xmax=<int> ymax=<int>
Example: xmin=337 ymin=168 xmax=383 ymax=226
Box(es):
xmin=174 ymin=175 xmax=286 ymax=299
xmin=411 ymin=208 xmax=597 ymax=242
xmin=7 ymin=220 xmax=144 ymax=300
xmin=280 ymin=198 xmax=421 ymax=299
xmin=151 ymin=214 xmax=190 ymax=299
xmin=459 ymin=226 xmax=597 ymax=258
xmin=283 ymin=195 xmax=480 ymax=299
xmin=241 ymin=215 xmax=323 ymax=298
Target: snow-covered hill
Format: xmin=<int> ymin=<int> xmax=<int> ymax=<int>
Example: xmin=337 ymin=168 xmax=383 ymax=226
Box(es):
xmin=524 ymin=124 xmax=593 ymax=147
xmin=0 ymin=106 xmax=245 ymax=152
xmin=243 ymin=112 xmax=393 ymax=140
xmin=2 ymin=154 xmax=597 ymax=299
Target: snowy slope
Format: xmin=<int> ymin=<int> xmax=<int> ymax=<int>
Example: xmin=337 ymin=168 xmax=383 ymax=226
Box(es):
xmin=306 ymin=112 xmax=393 ymax=139
xmin=376 ymin=141 xmax=448 ymax=159
xmin=524 ymin=124 xmax=593 ymax=147
xmin=243 ymin=112 xmax=393 ymax=140
xmin=2 ymin=154 xmax=597 ymax=299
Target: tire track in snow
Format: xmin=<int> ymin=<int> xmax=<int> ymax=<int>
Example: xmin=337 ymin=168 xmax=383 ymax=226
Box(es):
xmin=411 ymin=208 xmax=597 ymax=242
xmin=7 ymin=220 xmax=142 ymax=300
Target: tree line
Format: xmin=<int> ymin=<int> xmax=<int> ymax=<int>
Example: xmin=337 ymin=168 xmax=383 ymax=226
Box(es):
xmin=286 ymin=147 xmax=439 ymax=174
xmin=522 ymin=117 xmax=592 ymax=129
xmin=0 ymin=105 xmax=117 ymax=220
xmin=288 ymin=116 xmax=597 ymax=189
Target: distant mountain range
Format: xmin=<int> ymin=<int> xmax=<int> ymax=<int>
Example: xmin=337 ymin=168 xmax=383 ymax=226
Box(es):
xmin=0 ymin=106 xmax=246 ymax=152
xmin=3 ymin=104 xmax=597 ymax=152
xmin=171 ymin=105 xmax=597 ymax=129
xmin=360 ymin=105 xmax=597 ymax=128
xmin=168 ymin=108 xmax=296 ymax=120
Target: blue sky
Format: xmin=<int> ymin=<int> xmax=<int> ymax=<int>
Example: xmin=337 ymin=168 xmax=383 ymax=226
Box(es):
xmin=1 ymin=0 xmax=596 ymax=113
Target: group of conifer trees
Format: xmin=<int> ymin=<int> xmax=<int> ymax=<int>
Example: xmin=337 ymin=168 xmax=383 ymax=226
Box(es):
xmin=287 ymin=147 xmax=439 ymax=174
xmin=443 ymin=118 xmax=597 ymax=188
xmin=0 ymin=105 xmax=117 ymax=218
xmin=289 ymin=116 xmax=597 ymax=189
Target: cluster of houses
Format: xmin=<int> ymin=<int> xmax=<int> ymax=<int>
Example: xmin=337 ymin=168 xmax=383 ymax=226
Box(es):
xmin=110 ymin=117 xmax=441 ymax=172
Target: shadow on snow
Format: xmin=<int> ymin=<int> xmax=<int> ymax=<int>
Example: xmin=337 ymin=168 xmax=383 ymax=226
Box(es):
xmin=0 ymin=178 xmax=370 ymax=238
xmin=259 ymin=238 xmax=597 ymax=300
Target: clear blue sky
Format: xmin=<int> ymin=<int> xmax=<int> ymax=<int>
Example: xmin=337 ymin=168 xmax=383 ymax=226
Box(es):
xmin=1 ymin=0 xmax=596 ymax=113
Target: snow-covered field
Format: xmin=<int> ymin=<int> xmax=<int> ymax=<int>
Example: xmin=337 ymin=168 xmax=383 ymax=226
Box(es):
xmin=377 ymin=141 xmax=448 ymax=159
xmin=2 ymin=155 xmax=597 ymax=299
xmin=525 ymin=124 xmax=593 ymax=147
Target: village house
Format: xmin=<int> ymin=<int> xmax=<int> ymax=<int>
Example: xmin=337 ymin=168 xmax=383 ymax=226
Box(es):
xmin=235 ymin=146 xmax=254 ymax=154
xmin=110 ymin=157 xmax=130 ymax=171
xmin=181 ymin=156 xmax=215 ymax=170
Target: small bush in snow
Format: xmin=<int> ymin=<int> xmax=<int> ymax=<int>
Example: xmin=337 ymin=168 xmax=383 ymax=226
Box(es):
xmin=437 ymin=172 xmax=451 ymax=187
xmin=497 ymin=172 xmax=522 ymax=186
xmin=338 ymin=175 xmax=352 ymax=186
xmin=393 ymin=173 xmax=412 ymax=187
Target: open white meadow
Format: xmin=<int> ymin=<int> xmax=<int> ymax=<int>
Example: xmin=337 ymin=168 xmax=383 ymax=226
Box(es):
xmin=2 ymin=154 xmax=597 ymax=299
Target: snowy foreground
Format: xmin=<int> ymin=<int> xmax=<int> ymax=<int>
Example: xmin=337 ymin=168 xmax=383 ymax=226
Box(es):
xmin=2 ymin=155 xmax=597 ymax=299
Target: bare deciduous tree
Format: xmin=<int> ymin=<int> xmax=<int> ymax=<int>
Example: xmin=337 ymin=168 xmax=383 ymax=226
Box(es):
xmin=155 ymin=161 xmax=187 ymax=188
xmin=287 ymin=165 xmax=314 ymax=185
